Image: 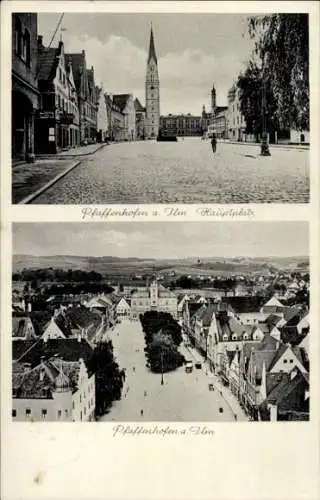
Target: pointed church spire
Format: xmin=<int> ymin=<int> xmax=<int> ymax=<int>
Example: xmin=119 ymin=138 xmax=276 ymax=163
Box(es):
xmin=148 ymin=25 xmax=157 ymax=64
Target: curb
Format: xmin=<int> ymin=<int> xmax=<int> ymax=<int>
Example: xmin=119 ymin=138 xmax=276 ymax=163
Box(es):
xmin=224 ymin=141 xmax=309 ymax=151
xmin=34 ymin=142 xmax=109 ymax=161
xmin=18 ymin=160 xmax=81 ymax=204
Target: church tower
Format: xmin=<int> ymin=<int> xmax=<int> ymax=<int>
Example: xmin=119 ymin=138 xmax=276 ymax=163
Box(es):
xmin=145 ymin=25 xmax=160 ymax=139
xmin=150 ymin=280 xmax=158 ymax=309
xmin=211 ymin=83 xmax=216 ymax=117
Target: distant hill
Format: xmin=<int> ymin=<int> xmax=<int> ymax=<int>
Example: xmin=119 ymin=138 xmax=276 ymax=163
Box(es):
xmin=13 ymin=254 xmax=309 ymax=277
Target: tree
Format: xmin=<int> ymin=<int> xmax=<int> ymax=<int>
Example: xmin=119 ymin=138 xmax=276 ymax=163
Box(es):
xmin=237 ymin=61 xmax=278 ymax=142
xmin=248 ymin=14 xmax=309 ymax=131
xmin=87 ymin=341 xmax=125 ymax=417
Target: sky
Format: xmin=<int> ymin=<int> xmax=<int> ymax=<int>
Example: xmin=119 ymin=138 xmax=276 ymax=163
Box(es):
xmin=38 ymin=13 xmax=255 ymax=114
xmin=13 ymin=222 xmax=308 ymax=260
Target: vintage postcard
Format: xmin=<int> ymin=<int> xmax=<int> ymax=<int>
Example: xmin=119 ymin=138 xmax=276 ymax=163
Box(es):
xmin=1 ymin=1 xmax=319 ymax=500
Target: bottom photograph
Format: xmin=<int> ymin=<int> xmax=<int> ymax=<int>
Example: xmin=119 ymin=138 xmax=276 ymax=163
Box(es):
xmin=11 ymin=222 xmax=309 ymax=422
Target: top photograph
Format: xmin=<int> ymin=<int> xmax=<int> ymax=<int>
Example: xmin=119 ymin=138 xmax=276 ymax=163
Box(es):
xmin=11 ymin=12 xmax=310 ymax=204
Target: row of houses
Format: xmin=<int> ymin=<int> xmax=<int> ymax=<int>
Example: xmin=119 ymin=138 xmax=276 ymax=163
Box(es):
xmin=12 ymin=13 xmax=140 ymax=161
xmin=11 ymin=290 xmax=124 ymax=421
xmin=11 ymin=280 xmax=178 ymax=421
xmin=194 ymin=82 xmax=309 ymax=143
xmin=182 ymin=295 xmax=310 ymax=421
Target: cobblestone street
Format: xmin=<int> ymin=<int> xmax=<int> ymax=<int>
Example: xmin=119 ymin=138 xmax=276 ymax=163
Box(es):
xmin=33 ymin=139 xmax=309 ymax=204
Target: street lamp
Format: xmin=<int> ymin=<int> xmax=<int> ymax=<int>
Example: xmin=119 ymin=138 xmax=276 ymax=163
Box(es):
xmin=260 ymin=56 xmax=271 ymax=157
xmin=160 ymin=351 xmax=164 ymax=385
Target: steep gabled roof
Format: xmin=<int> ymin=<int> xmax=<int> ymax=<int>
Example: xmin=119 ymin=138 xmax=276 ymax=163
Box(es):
xmin=113 ymin=94 xmax=131 ymax=112
xmin=65 ymin=52 xmax=86 ymax=94
xmin=263 ymin=296 xmax=284 ymax=308
xmin=37 ymin=46 xmax=60 ymax=81
xmin=195 ymin=303 xmax=216 ymax=327
xmin=12 ymin=338 xmax=94 ymax=372
xmin=134 ymin=98 xmax=145 ymax=112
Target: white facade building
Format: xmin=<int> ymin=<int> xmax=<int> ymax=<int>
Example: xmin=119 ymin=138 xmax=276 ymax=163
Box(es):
xmin=12 ymin=357 xmax=95 ymax=422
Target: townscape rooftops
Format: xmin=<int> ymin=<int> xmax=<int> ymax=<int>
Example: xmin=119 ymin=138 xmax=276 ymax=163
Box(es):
xmin=37 ymin=46 xmax=60 ymax=81
xmin=266 ymin=368 xmax=309 ymax=411
xmin=12 ymin=316 xmax=33 ymax=338
xmin=66 ymin=306 xmax=102 ymax=331
xmin=12 ymin=338 xmax=94 ymax=372
xmin=266 ymin=313 xmax=283 ymax=328
xmin=251 ymin=349 xmax=279 ymax=380
xmin=223 ymin=296 xmax=266 ymax=314
xmin=113 ymin=94 xmax=131 ymax=112
xmin=263 ymin=296 xmax=284 ymax=308
xmin=134 ymin=98 xmax=145 ymax=112
xmin=65 ymin=52 xmax=85 ymax=92
xmin=195 ymin=303 xmax=216 ymax=327
xmin=12 ymin=357 xmax=82 ymax=399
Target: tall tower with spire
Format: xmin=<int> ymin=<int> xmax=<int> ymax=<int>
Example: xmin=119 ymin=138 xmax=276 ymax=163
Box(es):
xmin=145 ymin=25 xmax=160 ymax=139
xmin=211 ymin=82 xmax=216 ymax=118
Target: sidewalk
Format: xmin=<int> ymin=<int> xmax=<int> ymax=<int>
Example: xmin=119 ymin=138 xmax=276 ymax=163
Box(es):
xmin=12 ymin=158 xmax=81 ymax=204
xmin=181 ymin=340 xmax=248 ymax=421
xmin=36 ymin=142 xmax=108 ymax=159
xmin=224 ymin=140 xmax=309 ymax=151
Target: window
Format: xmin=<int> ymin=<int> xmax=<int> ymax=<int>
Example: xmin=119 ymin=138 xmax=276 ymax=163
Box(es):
xmin=42 ymin=409 xmax=47 ymax=419
xmin=57 ymin=410 xmax=62 ymax=419
xmin=84 ymin=407 xmax=86 ymax=416
xmin=48 ymin=127 xmax=55 ymax=143
xmin=26 ymin=408 xmax=31 ymax=417
xmin=283 ymin=359 xmax=287 ymax=364
xmin=289 ymin=359 xmax=294 ymax=363
xmin=12 ymin=409 xmax=17 ymax=418
xmin=23 ymin=29 xmax=31 ymax=66
xmin=80 ymin=411 xmax=82 ymax=421
xmin=80 ymin=394 xmax=82 ymax=403
xmin=15 ymin=17 xmax=23 ymax=56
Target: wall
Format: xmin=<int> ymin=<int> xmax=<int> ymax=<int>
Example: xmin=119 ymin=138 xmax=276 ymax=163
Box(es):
xmin=12 ymin=389 xmax=73 ymax=422
xmin=71 ymin=364 xmax=95 ymax=422
xmin=12 ymin=14 xmax=38 ymax=94
xmin=290 ymin=129 xmax=310 ymax=144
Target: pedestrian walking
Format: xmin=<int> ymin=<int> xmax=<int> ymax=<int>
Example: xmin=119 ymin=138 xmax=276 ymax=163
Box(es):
xmin=211 ymin=133 xmax=217 ymax=154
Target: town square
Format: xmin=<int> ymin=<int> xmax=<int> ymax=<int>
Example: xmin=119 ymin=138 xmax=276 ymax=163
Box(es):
xmin=11 ymin=13 xmax=309 ymax=203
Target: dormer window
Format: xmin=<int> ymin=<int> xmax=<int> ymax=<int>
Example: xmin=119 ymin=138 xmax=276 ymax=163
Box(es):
xmin=232 ymin=334 xmax=237 ymax=340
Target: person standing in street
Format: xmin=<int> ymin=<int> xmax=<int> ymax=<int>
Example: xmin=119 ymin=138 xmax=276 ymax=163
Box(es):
xmin=211 ymin=132 xmax=217 ymax=154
